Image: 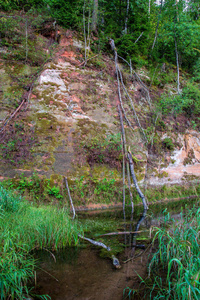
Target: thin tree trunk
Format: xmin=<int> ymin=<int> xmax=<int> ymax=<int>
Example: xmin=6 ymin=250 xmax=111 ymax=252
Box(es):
xmin=127 ymin=161 xmax=134 ymax=213
xmin=87 ymin=4 xmax=91 ymax=59
xmin=64 ymin=177 xmax=76 ymax=219
xmin=152 ymin=0 xmax=163 ymax=51
xmin=92 ymin=0 xmax=98 ymax=32
xmin=149 ymin=0 xmax=151 ymax=15
xmin=132 ymin=209 xmax=147 ymax=253
xmin=124 ymin=0 xmax=130 ymax=34
xmin=122 ymin=144 xmax=126 ymax=214
xmin=127 ymin=152 xmax=148 ymax=210
xmin=174 ymin=36 xmax=180 ymax=94
xmin=25 ymin=19 xmax=28 ymax=62
xmin=134 ymin=32 xmax=143 ymax=44
xmin=83 ymin=2 xmax=87 ymax=65
xmin=118 ymin=68 xmax=148 ymax=141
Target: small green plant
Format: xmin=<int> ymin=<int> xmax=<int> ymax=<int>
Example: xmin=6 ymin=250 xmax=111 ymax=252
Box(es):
xmin=46 ymin=184 xmax=63 ymax=199
xmin=162 ymin=137 xmax=175 ymax=151
xmin=94 ymin=178 xmax=116 ymax=195
xmin=191 ymin=120 xmax=197 ymax=129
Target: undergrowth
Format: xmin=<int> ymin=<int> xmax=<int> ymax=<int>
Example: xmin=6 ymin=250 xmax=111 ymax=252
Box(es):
xmin=130 ymin=206 xmax=200 ymax=299
xmin=0 ymin=185 xmax=81 ymax=299
xmin=2 ymin=173 xmax=200 ymax=207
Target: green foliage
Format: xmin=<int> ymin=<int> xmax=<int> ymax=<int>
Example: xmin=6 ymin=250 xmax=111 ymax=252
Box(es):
xmin=0 ymin=12 xmax=51 ymax=66
xmin=0 ymin=184 xmax=81 ymax=299
xmin=162 ymin=137 xmax=174 ymax=151
xmin=69 ymin=173 xmax=122 ymax=205
xmin=84 ymin=133 xmax=122 ymax=167
xmin=46 ymin=184 xmax=63 ymax=199
xmin=0 ymin=186 xmax=21 ymax=212
xmin=192 ymin=57 xmax=200 ymax=82
xmin=145 ymin=207 xmax=200 ymax=299
xmin=158 ymin=80 xmax=200 ymax=117
xmin=14 ymin=173 xmax=64 ymax=201
xmin=94 ymin=178 xmax=116 ymax=195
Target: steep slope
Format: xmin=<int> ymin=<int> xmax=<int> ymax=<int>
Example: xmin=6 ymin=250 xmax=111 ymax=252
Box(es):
xmin=1 ymin=26 xmax=200 ymax=204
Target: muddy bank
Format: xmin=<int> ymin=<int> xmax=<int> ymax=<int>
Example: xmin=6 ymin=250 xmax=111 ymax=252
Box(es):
xmin=34 ymin=248 xmax=149 ymax=300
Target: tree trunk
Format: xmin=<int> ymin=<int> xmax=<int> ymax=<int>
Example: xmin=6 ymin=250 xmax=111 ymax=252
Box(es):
xmin=124 ymin=0 xmax=130 ymax=34
xmin=152 ymin=0 xmax=163 ymax=51
xmin=92 ymin=0 xmax=98 ymax=33
xmin=127 ymin=152 xmax=148 ymax=210
xmin=174 ymin=36 xmax=180 ymax=94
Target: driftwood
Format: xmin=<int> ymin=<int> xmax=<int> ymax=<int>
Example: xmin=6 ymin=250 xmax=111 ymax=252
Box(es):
xmin=64 ymin=176 xmax=76 ymax=219
xmin=78 ymin=234 xmax=121 ymax=269
xmin=131 ymin=208 xmax=147 ymax=256
xmin=98 ymin=231 xmax=144 ymax=236
xmin=78 ymin=234 xmax=111 ymax=251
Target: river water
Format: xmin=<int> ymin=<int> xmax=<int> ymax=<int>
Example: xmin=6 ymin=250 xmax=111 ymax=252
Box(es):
xmin=33 ymin=198 xmax=198 ymax=300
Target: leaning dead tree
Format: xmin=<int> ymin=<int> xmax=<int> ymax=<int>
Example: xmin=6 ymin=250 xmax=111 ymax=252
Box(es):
xmin=110 ymin=39 xmax=148 ymax=212
xmin=127 ymin=151 xmax=148 ymax=210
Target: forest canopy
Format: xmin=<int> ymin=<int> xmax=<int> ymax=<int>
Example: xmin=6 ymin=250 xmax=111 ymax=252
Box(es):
xmin=0 ymin=0 xmax=199 ymax=73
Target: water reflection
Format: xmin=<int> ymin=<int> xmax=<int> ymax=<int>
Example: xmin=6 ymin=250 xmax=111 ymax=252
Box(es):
xmin=33 ymin=199 xmax=197 ymax=299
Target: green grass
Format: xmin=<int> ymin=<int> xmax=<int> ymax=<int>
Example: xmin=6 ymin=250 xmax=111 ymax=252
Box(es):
xmin=137 ymin=206 xmax=200 ymax=299
xmin=0 ymin=185 xmax=81 ymax=299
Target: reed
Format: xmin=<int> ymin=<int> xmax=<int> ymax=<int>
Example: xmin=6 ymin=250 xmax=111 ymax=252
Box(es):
xmin=145 ymin=206 xmax=200 ymax=299
xmin=0 ymin=185 xmax=81 ymax=299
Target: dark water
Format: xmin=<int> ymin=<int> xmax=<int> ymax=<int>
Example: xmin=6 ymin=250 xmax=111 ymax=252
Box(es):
xmin=33 ymin=198 xmax=199 ymax=300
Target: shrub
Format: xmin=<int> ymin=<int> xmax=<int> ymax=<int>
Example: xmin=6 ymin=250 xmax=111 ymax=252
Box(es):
xmin=159 ymin=81 xmax=200 ymax=117
xmin=162 ymin=137 xmax=175 ymax=151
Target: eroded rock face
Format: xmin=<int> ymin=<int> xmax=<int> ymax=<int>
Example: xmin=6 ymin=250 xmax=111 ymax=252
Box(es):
xmin=0 ymin=30 xmax=200 ymax=187
xmin=148 ymin=131 xmax=200 ymax=186
xmin=161 ymin=131 xmax=200 ymax=183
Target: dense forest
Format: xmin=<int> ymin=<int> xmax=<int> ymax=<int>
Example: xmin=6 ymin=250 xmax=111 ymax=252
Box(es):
xmin=0 ymin=1 xmax=200 ymax=299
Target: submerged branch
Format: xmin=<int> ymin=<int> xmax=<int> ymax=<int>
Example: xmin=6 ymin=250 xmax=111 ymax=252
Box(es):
xmin=98 ymin=231 xmax=144 ymax=236
xmin=78 ymin=234 xmax=111 ymax=251
xmin=78 ymin=234 xmax=121 ymax=269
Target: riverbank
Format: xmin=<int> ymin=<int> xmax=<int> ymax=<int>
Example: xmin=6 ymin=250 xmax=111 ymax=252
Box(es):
xmin=0 ymin=184 xmax=81 ymax=299
xmin=133 ymin=205 xmax=200 ymax=299
xmin=1 ymin=174 xmax=200 ymax=209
